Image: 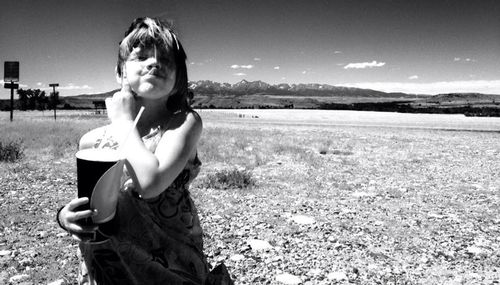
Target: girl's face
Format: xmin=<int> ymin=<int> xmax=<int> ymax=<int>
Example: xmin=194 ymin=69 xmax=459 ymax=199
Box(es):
xmin=122 ymin=45 xmax=176 ymax=100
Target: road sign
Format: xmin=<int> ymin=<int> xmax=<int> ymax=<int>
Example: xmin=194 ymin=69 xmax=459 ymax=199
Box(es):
xmin=4 ymin=82 xmax=19 ymax=89
xmin=4 ymin=61 xmax=19 ymax=82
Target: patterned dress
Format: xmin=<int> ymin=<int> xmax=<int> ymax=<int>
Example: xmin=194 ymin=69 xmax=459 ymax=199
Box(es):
xmin=78 ymin=126 xmax=211 ymax=284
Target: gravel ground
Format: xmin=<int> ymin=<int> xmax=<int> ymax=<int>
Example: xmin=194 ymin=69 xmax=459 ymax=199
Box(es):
xmin=1 ymin=111 xmax=499 ymax=284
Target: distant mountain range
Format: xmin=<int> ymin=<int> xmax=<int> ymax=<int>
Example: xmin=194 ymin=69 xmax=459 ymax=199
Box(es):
xmin=2 ymin=80 xmax=500 ymax=116
xmin=70 ymin=79 xmax=418 ymax=99
xmin=186 ymin=80 xmax=500 ymax=116
xmin=69 ymin=79 xmax=500 ymax=99
xmin=188 ymin=79 xmax=416 ymax=98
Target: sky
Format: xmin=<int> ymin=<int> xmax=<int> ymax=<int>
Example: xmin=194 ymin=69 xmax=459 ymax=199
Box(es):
xmin=1 ymin=0 xmax=499 ymax=99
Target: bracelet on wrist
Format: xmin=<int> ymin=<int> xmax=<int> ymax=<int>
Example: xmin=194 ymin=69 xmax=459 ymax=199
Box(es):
xmin=56 ymin=206 xmax=67 ymax=231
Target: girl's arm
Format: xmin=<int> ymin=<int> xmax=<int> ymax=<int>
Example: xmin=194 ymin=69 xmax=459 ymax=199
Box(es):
xmin=113 ymin=111 xmax=202 ymax=199
xmin=105 ymin=69 xmax=202 ymax=198
xmin=79 ymin=126 xmax=107 ymax=150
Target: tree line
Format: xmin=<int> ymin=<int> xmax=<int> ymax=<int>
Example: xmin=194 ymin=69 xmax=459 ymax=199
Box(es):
xmin=16 ymin=88 xmax=60 ymax=111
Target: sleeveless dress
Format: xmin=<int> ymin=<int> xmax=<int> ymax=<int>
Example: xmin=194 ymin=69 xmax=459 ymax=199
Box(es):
xmin=78 ymin=126 xmax=210 ymax=284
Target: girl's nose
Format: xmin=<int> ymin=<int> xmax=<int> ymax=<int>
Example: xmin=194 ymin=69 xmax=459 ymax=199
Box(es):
xmin=145 ymin=56 xmax=161 ymax=70
xmin=146 ymin=46 xmax=163 ymax=70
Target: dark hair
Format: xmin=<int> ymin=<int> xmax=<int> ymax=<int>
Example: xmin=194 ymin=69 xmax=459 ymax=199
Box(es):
xmin=117 ymin=17 xmax=189 ymax=112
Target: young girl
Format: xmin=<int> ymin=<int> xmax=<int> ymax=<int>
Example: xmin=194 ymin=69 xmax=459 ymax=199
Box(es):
xmin=57 ymin=17 xmax=231 ymax=284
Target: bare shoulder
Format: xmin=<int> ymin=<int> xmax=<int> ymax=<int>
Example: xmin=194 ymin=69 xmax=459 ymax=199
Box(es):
xmin=79 ymin=125 xmax=109 ymax=150
xmin=168 ymin=109 xmax=202 ymax=135
xmin=185 ymin=109 xmax=202 ymax=132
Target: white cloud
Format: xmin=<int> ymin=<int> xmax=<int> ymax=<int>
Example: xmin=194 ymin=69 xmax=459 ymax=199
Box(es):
xmin=301 ymin=68 xmax=314 ymax=75
xmin=274 ymin=66 xmax=280 ymax=70
xmin=234 ymin=73 xmax=246 ymax=76
xmin=47 ymin=84 xmax=92 ymax=91
xmin=408 ymin=75 xmax=419 ymax=80
xmin=344 ymin=61 xmax=386 ymax=69
xmin=231 ymin=64 xmax=253 ymax=69
xmin=454 ymin=57 xmax=476 ymax=63
xmin=338 ymin=80 xmax=500 ymax=95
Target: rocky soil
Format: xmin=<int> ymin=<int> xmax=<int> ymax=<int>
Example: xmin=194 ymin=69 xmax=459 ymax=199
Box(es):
xmin=1 ymin=111 xmax=499 ymax=284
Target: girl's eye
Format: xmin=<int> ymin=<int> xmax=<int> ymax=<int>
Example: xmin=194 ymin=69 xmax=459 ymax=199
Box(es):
xmin=160 ymin=56 xmax=171 ymax=64
xmin=128 ymin=53 xmax=145 ymax=61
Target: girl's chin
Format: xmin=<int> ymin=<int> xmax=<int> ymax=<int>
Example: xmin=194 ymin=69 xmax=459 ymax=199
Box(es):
xmin=136 ymin=85 xmax=170 ymax=99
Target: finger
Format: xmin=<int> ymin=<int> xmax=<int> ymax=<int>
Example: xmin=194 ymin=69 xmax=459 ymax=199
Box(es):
xmin=71 ymin=233 xmax=96 ymax=243
xmin=71 ymin=234 xmax=82 ymax=242
xmin=66 ymin=217 xmax=99 ymax=233
xmin=67 ymin=209 xmax=98 ymax=223
xmin=67 ymin=223 xmax=99 ymax=234
xmin=67 ymin=197 xmax=90 ymax=210
xmin=121 ymin=64 xmax=133 ymax=93
xmin=105 ymin=97 xmax=113 ymax=109
xmin=105 ymin=97 xmax=114 ymax=120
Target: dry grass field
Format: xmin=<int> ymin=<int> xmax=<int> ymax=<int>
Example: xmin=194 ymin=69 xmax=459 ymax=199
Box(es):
xmin=0 ymin=109 xmax=499 ymax=284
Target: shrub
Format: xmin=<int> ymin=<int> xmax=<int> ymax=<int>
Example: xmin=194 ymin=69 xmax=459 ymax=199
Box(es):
xmin=0 ymin=139 xmax=24 ymax=162
xmin=204 ymin=168 xmax=255 ymax=190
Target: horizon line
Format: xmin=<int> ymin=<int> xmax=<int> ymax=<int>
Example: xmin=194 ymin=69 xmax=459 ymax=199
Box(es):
xmin=2 ymin=79 xmax=500 ymax=98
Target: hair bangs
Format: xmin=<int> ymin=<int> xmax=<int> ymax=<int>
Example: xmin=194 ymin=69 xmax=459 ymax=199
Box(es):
xmin=120 ymin=22 xmax=175 ymax=56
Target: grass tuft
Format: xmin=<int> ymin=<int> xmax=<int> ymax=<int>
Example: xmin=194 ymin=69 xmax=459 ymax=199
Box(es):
xmin=0 ymin=139 xmax=24 ymax=162
xmin=203 ymin=168 xmax=255 ymax=190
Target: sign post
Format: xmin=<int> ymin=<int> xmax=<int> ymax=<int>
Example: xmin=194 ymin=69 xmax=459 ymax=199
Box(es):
xmin=49 ymin=83 xmax=59 ymax=120
xmin=4 ymin=61 xmax=20 ymax=122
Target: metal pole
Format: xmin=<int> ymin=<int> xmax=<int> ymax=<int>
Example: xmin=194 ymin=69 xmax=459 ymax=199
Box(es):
xmin=49 ymin=83 xmax=59 ymax=120
xmin=53 ymin=85 xmax=57 ymax=120
xmin=10 ymin=81 xmax=14 ymax=122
